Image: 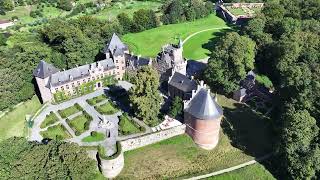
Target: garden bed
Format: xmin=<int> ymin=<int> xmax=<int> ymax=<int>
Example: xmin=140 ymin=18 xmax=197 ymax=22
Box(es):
xmin=40 ymin=111 xmax=59 ymax=128
xmin=67 ymin=112 xmax=93 ymax=136
xmin=40 ymin=124 xmax=71 ymax=140
xmin=58 ymin=103 xmax=82 ymax=118
xmin=86 ymin=94 xmax=108 ymax=106
xmin=82 ymin=131 xmax=106 ymax=142
xmin=94 ymin=102 xmax=119 ymax=115
xmin=118 ymin=114 xmax=144 ymax=135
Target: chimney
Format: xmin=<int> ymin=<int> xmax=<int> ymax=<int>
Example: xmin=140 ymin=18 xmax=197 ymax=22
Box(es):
xmin=191 ymin=76 xmax=194 ymax=80
xmin=215 ymin=93 xmax=218 ymax=102
xmin=200 ymin=80 xmax=204 ymax=87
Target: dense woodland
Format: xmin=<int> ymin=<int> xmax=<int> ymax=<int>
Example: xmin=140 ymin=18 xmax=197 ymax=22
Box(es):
xmin=204 ymin=0 xmax=320 ymax=179
xmin=0 ymin=0 xmax=213 ymax=111
xmin=0 ymin=137 xmax=99 ymax=179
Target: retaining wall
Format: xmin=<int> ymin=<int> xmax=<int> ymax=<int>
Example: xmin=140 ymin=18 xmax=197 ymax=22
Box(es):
xmin=99 ymin=151 xmax=125 ymax=178
xmin=120 ymin=124 xmax=186 ymax=152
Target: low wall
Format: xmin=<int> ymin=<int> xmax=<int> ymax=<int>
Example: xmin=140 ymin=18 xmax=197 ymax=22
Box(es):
xmin=120 ymin=124 xmax=186 ymax=152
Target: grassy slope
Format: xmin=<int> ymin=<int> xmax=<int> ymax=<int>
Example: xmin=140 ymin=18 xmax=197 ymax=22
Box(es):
xmin=0 ymin=96 xmax=41 ymax=141
xmin=207 ymin=163 xmax=275 ymax=180
xmin=122 ymin=14 xmax=228 ymax=57
xmin=118 ymin=95 xmax=273 ymax=179
xmin=183 ymin=29 xmax=221 ymax=60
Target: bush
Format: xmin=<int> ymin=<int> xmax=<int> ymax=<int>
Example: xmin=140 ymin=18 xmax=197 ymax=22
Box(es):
xmin=74 ymin=103 xmax=83 ymax=111
xmin=91 ymin=131 xmax=97 ymax=137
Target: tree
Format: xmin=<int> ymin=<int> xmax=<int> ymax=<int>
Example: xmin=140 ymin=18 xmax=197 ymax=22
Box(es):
xmin=0 ymin=137 xmax=99 ymax=179
xmin=117 ymin=13 xmax=135 ymax=33
xmin=169 ymin=96 xmax=183 ymax=119
xmin=204 ymin=32 xmax=256 ymax=94
xmin=161 ymin=0 xmax=186 ymax=24
xmin=57 ymin=0 xmax=73 ymax=11
xmin=129 ymin=66 xmax=163 ymax=126
xmin=0 ymin=33 xmax=6 ymax=46
xmin=279 ymin=106 xmax=319 ymax=179
xmin=133 ymin=9 xmax=159 ymax=32
xmin=0 ymin=0 xmax=15 ymax=11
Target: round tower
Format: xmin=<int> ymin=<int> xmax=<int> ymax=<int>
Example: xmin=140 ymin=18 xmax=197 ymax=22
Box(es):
xmin=184 ymin=85 xmax=223 ymax=150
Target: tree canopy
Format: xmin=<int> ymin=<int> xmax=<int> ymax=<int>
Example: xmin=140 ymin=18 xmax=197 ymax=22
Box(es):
xmin=129 ymin=66 xmax=163 ymax=126
xmin=0 ymin=137 xmax=99 ymax=179
xmin=204 ymin=32 xmax=256 ymax=94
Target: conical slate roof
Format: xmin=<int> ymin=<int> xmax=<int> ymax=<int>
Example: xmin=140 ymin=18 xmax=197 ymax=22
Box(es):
xmin=185 ymin=88 xmax=223 ymax=120
xmin=33 ymin=60 xmax=59 ymax=79
xmin=105 ymin=33 xmax=126 ymax=53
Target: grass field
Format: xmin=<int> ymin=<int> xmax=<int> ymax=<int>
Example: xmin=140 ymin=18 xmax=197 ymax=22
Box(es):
xmin=0 ymin=96 xmax=41 ymax=142
xmin=118 ymin=95 xmax=273 ymax=179
xmin=208 ymin=163 xmax=275 ymax=180
xmin=122 ymin=14 xmax=229 ymax=57
xmin=82 ymin=132 xmax=106 ymax=142
xmin=183 ymin=29 xmax=227 ymax=60
xmin=227 ymin=7 xmax=246 ymax=16
xmin=40 ymin=111 xmax=59 ymax=128
xmin=40 ymin=124 xmax=71 ymax=140
xmin=68 ymin=114 xmax=90 ymax=135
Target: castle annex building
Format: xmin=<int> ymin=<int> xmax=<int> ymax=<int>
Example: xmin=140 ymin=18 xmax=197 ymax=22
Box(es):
xmin=34 ymin=34 xmax=131 ymax=103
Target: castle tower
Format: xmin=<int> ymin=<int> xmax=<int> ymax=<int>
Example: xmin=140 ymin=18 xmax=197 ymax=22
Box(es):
xmin=33 ymin=60 xmax=60 ymax=103
xmin=172 ymin=39 xmax=187 ymax=75
xmin=184 ymin=81 xmax=223 ymax=150
xmin=104 ymin=33 xmax=129 ymax=80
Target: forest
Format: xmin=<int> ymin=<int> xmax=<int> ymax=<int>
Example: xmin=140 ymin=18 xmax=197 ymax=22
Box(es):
xmin=204 ymin=0 xmax=320 ymax=179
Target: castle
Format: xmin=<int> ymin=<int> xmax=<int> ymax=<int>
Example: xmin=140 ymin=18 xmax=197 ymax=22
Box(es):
xmin=34 ymin=33 xmax=223 ymax=151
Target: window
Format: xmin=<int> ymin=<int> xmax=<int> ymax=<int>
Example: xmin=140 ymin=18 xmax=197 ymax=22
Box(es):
xmin=113 ymin=71 xmax=115 ymax=75
xmin=117 ymin=66 xmax=119 ymax=69
xmin=66 ymin=85 xmax=69 ymax=89
xmin=122 ymin=67 xmax=125 ymax=70
xmin=116 ymin=60 xmax=118 ymax=63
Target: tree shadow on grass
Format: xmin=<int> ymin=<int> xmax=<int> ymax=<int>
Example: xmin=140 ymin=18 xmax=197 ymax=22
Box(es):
xmin=221 ymin=102 xmax=275 ymax=158
xmin=202 ymin=28 xmax=234 ymax=57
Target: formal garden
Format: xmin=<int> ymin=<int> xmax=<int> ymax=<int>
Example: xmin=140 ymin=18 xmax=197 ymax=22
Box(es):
xmin=40 ymin=124 xmax=71 ymax=140
xmin=118 ymin=113 xmax=145 ymax=136
xmin=67 ymin=111 xmax=93 ymax=136
xmin=57 ymin=103 xmax=83 ymax=118
xmin=94 ymin=101 xmax=119 ymax=115
xmin=86 ymin=94 xmax=108 ymax=106
xmin=40 ymin=111 xmax=58 ymax=128
xmin=82 ymin=131 xmax=106 ymax=143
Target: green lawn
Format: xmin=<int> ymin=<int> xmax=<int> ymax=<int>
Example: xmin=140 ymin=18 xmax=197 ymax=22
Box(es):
xmin=86 ymin=94 xmax=108 ymax=106
xmin=0 ymin=96 xmax=41 ymax=142
xmin=40 ymin=111 xmax=59 ymax=128
xmin=40 ymin=124 xmax=71 ymax=140
xmin=207 ymin=163 xmax=275 ymax=180
xmin=58 ymin=105 xmax=80 ymax=118
xmin=183 ymin=29 xmax=222 ymax=60
xmin=118 ymin=95 xmax=273 ymax=179
xmin=119 ymin=114 xmax=141 ymax=135
xmin=122 ymin=14 xmax=229 ymax=57
xmin=82 ymin=132 xmax=106 ymax=142
xmin=68 ymin=114 xmax=91 ymax=135
xmin=95 ymin=102 xmax=118 ymax=115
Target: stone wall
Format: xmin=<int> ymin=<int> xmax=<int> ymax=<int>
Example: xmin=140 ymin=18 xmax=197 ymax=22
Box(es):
xmin=120 ymin=124 xmax=186 ymax=152
xmin=98 ymin=151 xmax=124 ymax=178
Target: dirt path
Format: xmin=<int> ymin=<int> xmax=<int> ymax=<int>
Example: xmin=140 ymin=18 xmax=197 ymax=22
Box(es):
xmin=182 ymin=27 xmax=231 ymax=44
xmin=184 ymin=153 xmax=272 ymax=180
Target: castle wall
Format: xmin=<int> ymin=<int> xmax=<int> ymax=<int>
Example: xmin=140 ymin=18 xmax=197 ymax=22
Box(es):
xmin=184 ymin=112 xmax=222 ymax=150
xmin=120 ymin=124 xmax=186 ymax=152
xmin=98 ymin=151 xmax=124 ymax=178
xmin=35 ymin=77 xmax=53 ymax=103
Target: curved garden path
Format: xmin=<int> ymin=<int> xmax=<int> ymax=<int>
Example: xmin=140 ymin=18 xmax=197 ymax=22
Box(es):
xmin=182 ymin=27 xmax=231 ymax=44
xmin=185 ymin=153 xmax=272 ymax=180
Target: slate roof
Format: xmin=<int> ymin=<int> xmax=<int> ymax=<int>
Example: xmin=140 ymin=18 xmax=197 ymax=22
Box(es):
xmin=33 ymin=60 xmax=60 ymax=79
xmin=185 ymin=88 xmax=223 ymax=120
xmin=168 ymin=72 xmax=197 ymax=93
xmin=50 ymin=58 xmax=115 ymax=87
xmin=104 ymin=33 xmax=128 ymax=55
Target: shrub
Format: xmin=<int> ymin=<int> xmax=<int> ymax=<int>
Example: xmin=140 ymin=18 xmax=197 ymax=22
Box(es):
xmin=84 ymin=121 xmax=90 ymax=130
xmin=91 ymin=131 xmax=97 ymax=137
xmin=74 ymin=103 xmax=83 ymax=111
xmin=75 ymin=131 xmax=81 ymax=136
